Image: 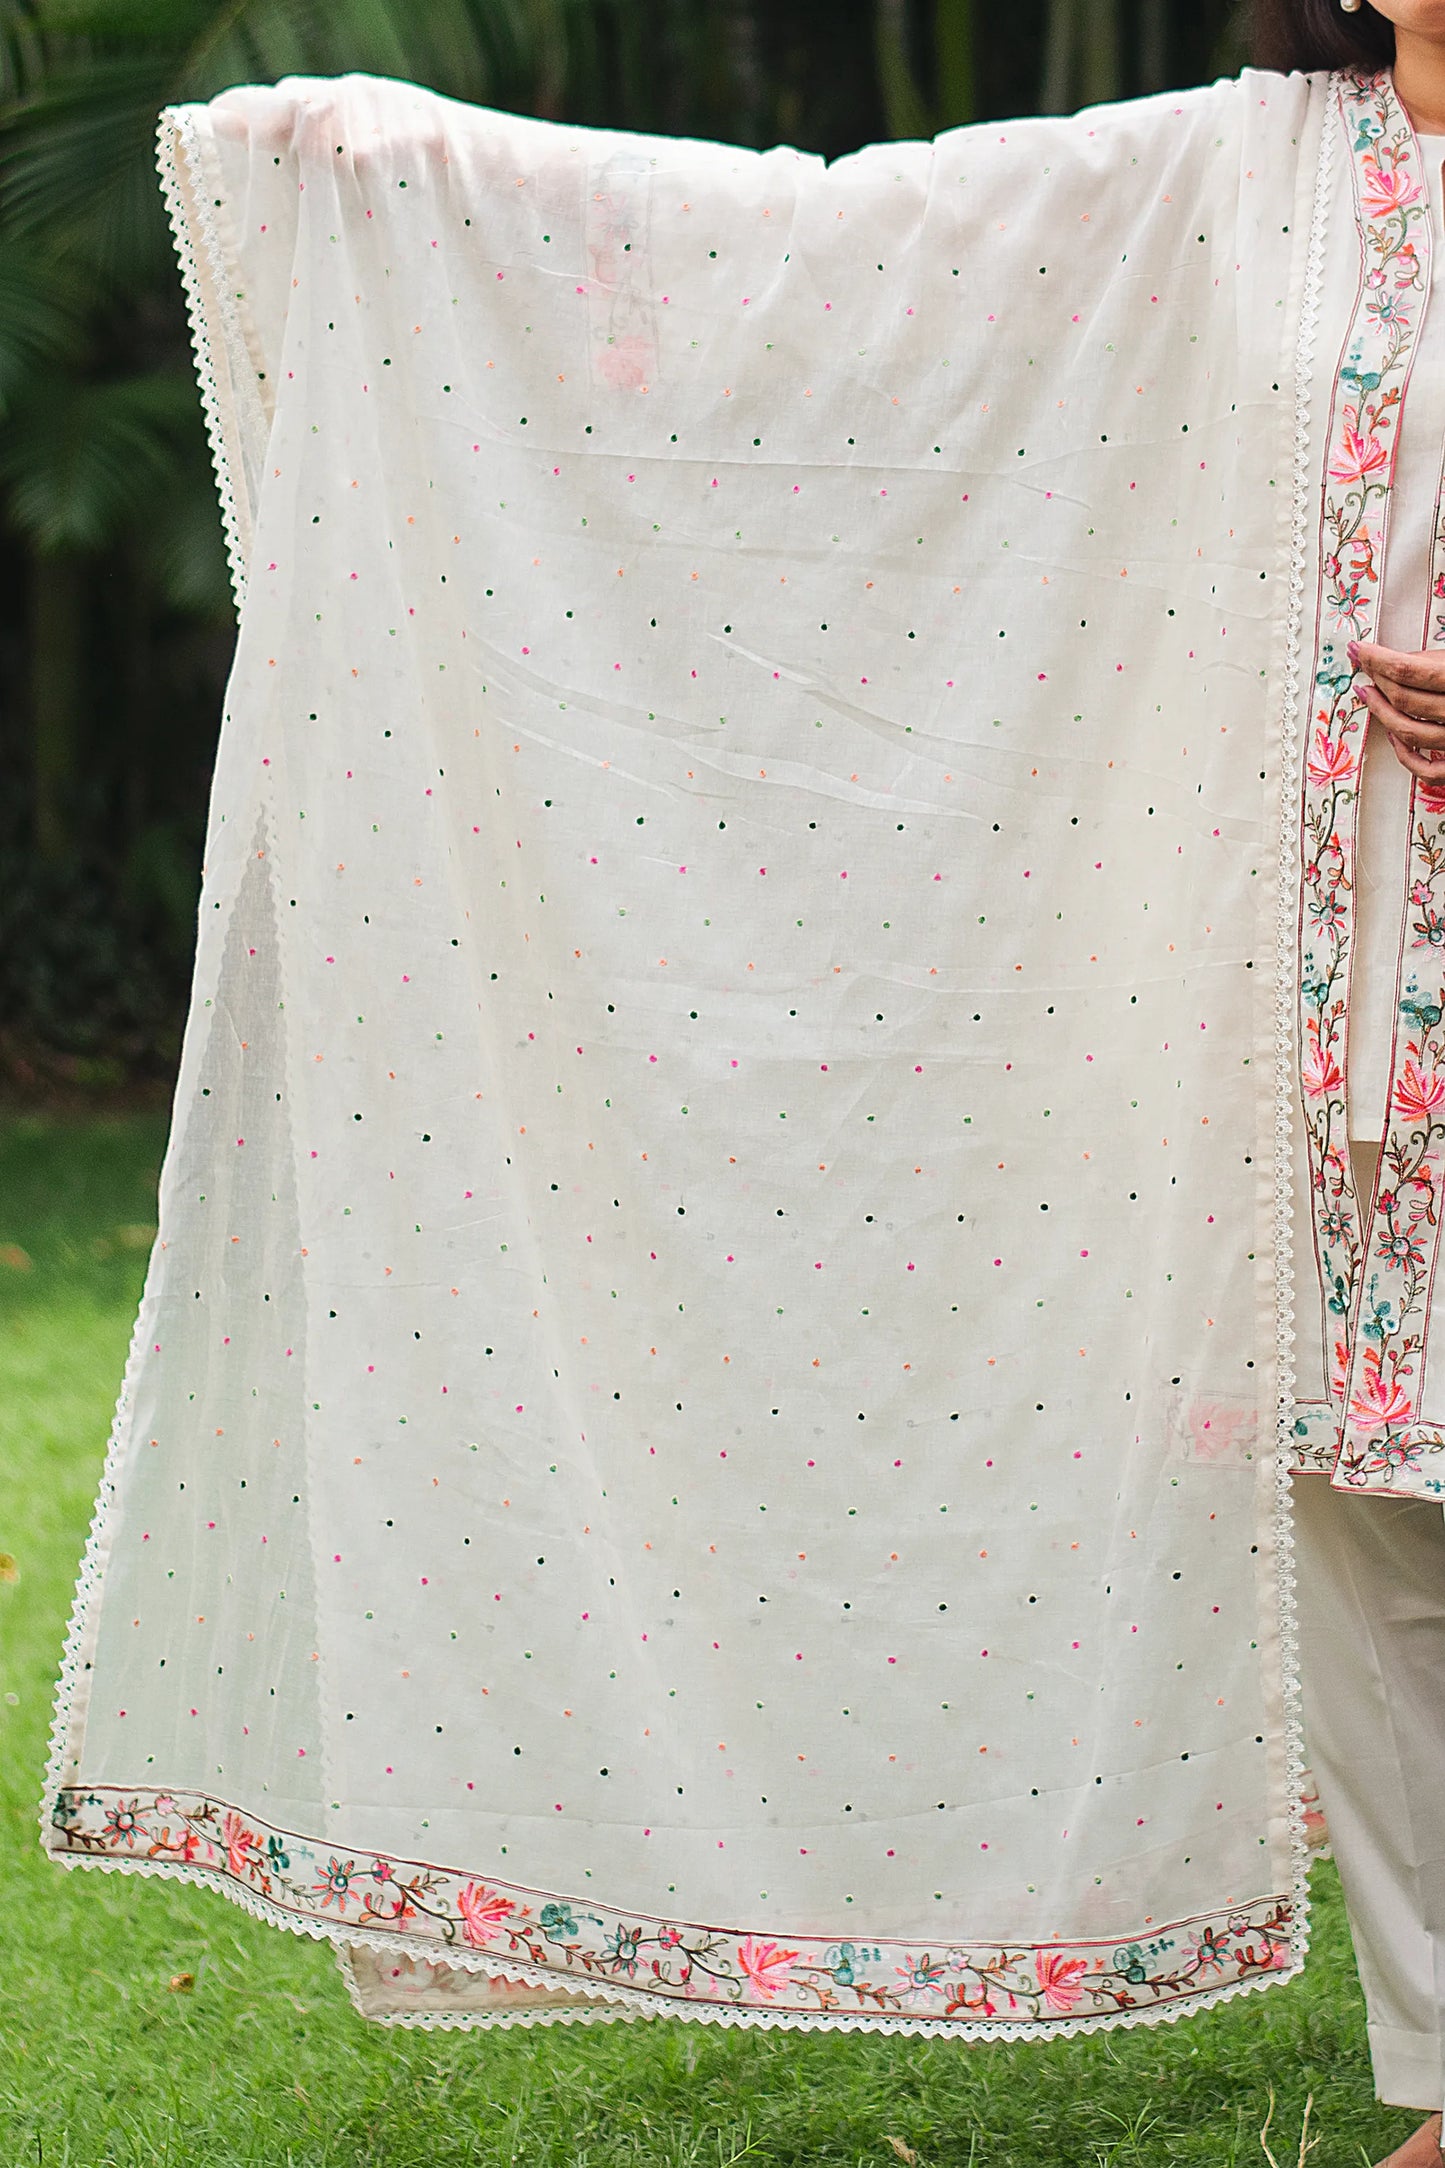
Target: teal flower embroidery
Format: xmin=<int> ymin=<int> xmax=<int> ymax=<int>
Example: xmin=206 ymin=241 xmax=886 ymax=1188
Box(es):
xmin=604 ymin=1923 xmax=643 ymax=1975
xmin=312 ymin=1857 xmax=355 ymax=1910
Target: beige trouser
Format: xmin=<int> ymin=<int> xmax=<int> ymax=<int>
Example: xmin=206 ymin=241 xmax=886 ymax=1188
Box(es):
xmin=1294 ymin=1145 xmax=1445 ymax=2113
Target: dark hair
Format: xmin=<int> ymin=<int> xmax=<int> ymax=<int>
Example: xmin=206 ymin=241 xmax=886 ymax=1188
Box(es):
xmin=1251 ymin=0 xmax=1394 ymax=72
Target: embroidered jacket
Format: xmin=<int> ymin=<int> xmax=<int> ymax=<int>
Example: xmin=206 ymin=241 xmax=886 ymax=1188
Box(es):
xmin=1291 ymin=70 xmax=1445 ymax=1494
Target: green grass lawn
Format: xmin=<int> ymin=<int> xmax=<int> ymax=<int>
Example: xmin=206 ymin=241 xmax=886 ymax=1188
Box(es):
xmin=0 ymin=1112 xmax=1411 ymax=2167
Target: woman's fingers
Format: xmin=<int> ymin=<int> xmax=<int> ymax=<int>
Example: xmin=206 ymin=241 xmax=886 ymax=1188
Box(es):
xmin=1350 ymin=641 xmax=1445 ymax=774
xmin=1354 ymin=638 xmax=1445 ymax=695
xmin=1388 ymin=729 xmax=1445 ymax=779
xmin=1372 ymin=673 xmax=1445 ymax=721
xmin=1358 ymin=675 xmax=1445 ymax=749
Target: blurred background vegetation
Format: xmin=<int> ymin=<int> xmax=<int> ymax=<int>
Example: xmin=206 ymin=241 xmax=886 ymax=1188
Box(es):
xmin=0 ymin=0 xmax=1246 ymax=1101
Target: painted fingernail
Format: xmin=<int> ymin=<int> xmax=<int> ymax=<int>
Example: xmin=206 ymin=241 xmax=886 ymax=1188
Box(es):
xmin=1348 ymin=640 xmax=1360 ymax=663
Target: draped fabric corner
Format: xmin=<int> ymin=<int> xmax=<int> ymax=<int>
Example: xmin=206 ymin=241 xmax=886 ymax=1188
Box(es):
xmin=47 ymin=59 xmax=1430 ymax=2035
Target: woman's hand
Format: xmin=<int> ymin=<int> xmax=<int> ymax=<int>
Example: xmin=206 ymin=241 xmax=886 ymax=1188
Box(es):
xmin=1352 ymin=637 xmax=1445 ymax=777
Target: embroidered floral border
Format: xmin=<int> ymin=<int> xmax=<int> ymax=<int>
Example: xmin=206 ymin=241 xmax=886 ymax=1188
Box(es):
xmin=1295 ymin=70 xmax=1445 ymax=1492
xmin=1339 ymin=760 xmax=1445 ymax=1489
xmin=50 ymin=1783 xmax=1292 ymax=2027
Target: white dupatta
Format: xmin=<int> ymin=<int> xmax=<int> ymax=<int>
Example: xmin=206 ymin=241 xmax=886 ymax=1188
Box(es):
xmin=39 ymin=61 xmax=1423 ymax=2034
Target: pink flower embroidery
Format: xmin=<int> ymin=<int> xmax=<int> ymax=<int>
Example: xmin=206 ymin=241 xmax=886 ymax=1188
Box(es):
xmin=1330 ymin=1337 xmax=1350 ymax=1401
xmin=1299 ymin=1769 xmax=1328 ymax=1850
xmin=1035 ymin=1948 xmax=1089 ymax=2012
xmin=1306 ymin=725 xmax=1358 ymax=788
xmin=1301 ymin=1019 xmax=1344 ymax=1102
xmin=736 ymin=1934 xmax=800 ymax=2000
xmin=457 ymin=1881 xmax=517 ymax=1947
xmin=1362 ymin=151 xmax=1422 ymax=216
xmin=152 ymin=1823 xmax=202 ymax=1863
xmin=594 ymin=336 xmax=654 ymax=390
xmin=1392 ymin=1056 xmax=1445 ymax=1125
xmin=1183 ymin=1399 xmax=1255 ymax=1463
xmin=222 ymin=1810 xmax=259 ymax=1878
xmin=1394 ymin=240 xmax=1422 ymax=287
xmin=1347 ymin=1344 xmax=1413 ymax=1432
xmin=1329 ymin=415 xmax=1389 ymax=486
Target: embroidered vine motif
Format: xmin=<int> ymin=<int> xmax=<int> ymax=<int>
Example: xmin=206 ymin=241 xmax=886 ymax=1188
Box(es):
xmin=1296 ymin=70 xmax=1436 ymax=1484
xmin=1336 ymin=767 xmax=1445 ymax=1484
xmin=51 ymin=1784 xmax=1292 ymax=2025
xmin=1328 ymin=83 xmax=1445 ymax=1491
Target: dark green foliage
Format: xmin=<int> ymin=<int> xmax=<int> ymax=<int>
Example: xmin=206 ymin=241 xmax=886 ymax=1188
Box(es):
xmin=0 ymin=848 xmax=189 ymax=1077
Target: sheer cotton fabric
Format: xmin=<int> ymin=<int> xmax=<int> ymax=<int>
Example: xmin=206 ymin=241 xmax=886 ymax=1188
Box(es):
xmin=44 ymin=65 xmax=1322 ymax=2032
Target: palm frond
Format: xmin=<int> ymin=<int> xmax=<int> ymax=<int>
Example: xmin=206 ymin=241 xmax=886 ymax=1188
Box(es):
xmin=0 ymin=51 xmax=173 ymax=255
xmin=33 ymin=0 xmax=215 ymax=43
xmin=0 ymin=367 xmax=200 ymax=552
xmin=134 ymin=457 xmax=230 ymax=616
xmin=0 ymin=0 xmax=45 ymax=104
xmin=173 ymin=0 xmax=542 ymax=106
xmin=0 ymin=246 xmax=84 ymax=413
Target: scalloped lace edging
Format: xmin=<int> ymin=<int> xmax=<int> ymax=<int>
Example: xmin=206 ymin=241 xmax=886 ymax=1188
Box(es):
xmin=42 ymin=1830 xmax=1303 ymax=2041
xmin=153 ymin=105 xmax=251 ymax=619
xmin=1264 ymin=66 xmax=1340 ymax=1999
